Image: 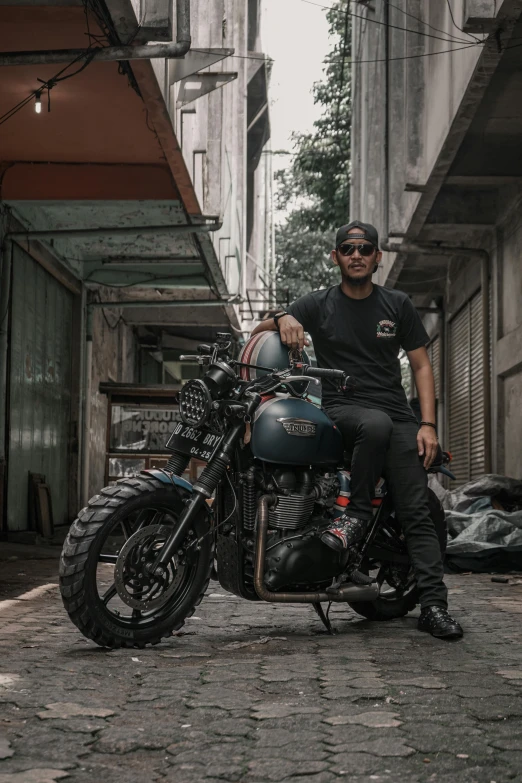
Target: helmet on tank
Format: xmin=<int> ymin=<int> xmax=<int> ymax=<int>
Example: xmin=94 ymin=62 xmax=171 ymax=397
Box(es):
xmin=238 ymin=331 xmax=310 ymax=381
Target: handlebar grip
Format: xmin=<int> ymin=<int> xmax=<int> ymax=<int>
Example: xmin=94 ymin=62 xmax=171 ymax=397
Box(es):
xmin=299 ymin=364 xmax=345 ymax=380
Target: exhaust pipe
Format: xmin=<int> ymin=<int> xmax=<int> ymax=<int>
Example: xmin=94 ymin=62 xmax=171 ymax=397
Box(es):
xmin=253 ymin=495 xmax=380 ymax=604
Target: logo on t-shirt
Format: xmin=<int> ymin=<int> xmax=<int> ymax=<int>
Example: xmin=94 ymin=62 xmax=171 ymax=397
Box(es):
xmin=376 ymin=319 xmax=397 ymax=338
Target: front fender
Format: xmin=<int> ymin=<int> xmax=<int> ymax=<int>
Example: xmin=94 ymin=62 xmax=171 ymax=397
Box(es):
xmin=141 ymin=469 xmax=193 ymax=493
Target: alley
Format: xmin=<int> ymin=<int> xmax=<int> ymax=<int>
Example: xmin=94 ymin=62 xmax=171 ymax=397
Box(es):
xmin=1 ymin=556 xmax=522 ymax=783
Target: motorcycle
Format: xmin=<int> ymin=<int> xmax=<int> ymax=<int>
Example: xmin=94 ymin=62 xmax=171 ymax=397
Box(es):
xmin=59 ymin=332 xmax=455 ymax=647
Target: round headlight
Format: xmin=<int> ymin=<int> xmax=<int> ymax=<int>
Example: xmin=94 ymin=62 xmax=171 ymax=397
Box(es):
xmin=178 ymin=379 xmax=212 ymax=426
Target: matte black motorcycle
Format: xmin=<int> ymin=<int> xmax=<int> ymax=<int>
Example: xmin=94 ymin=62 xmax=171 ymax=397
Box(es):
xmin=59 ymin=332 xmax=455 ymax=648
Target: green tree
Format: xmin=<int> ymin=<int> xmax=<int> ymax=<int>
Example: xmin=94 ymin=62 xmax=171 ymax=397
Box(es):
xmin=275 ymin=0 xmax=351 ymax=300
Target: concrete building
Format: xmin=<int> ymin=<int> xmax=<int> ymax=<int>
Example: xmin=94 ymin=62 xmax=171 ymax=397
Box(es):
xmin=0 ymin=0 xmax=272 ymax=535
xmin=351 ymin=0 xmax=522 ymax=485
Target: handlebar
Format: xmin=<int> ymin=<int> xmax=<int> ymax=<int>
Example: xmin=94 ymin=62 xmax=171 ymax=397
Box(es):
xmin=297 ymin=364 xmax=346 ymax=381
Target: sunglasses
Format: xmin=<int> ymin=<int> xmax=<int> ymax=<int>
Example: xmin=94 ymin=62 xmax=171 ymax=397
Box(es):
xmin=337 ymin=243 xmax=376 ymax=257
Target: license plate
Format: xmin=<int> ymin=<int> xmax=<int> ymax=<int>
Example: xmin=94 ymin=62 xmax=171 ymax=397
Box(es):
xmin=166 ymin=423 xmax=223 ymax=462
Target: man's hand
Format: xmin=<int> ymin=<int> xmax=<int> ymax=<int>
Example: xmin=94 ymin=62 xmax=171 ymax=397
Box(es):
xmin=417 ymin=425 xmax=438 ymax=469
xmin=278 ymin=314 xmax=307 ymax=351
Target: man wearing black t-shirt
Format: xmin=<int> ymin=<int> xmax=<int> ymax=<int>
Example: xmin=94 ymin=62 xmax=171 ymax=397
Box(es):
xmin=251 ymin=221 xmax=463 ymax=640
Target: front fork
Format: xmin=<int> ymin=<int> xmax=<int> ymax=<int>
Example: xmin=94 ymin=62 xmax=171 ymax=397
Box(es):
xmin=150 ymin=421 xmax=244 ymax=573
xmin=152 ymin=392 xmax=260 ymax=572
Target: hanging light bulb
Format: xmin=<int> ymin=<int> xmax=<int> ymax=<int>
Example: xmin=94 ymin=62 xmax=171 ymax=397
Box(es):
xmin=34 ymin=92 xmax=42 ymax=114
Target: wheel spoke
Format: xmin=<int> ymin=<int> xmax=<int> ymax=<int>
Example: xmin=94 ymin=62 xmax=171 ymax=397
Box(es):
xmin=102 ymin=582 xmax=117 ymax=605
xmin=133 ymin=509 xmax=149 ymax=531
xmin=134 ymin=508 xmax=163 ymax=531
xmin=99 ymin=553 xmax=118 ymax=564
xmin=120 ymin=520 xmax=132 ymax=540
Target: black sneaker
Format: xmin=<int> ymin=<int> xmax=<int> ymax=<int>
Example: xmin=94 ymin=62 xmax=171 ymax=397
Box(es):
xmin=418 ymin=607 xmax=463 ymax=639
xmin=321 ymin=515 xmax=369 ymax=552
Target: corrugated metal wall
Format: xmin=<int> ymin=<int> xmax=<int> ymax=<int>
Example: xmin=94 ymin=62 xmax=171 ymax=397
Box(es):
xmin=7 ymin=247 xmax=73 ymax=531
xmin=448 ymin=291 xmax=485 ymax=486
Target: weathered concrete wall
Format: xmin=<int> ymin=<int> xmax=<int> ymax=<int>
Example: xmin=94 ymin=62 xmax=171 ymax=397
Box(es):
xmin=146 ymin=0 xmax=269 ymax=329
xmin=502 ymin=370 xmax=522 ymax=478
xmin=495 ymin=214 xmax=522 ymax=477
xmin=179 ymin=0 xmax=249 ymax=298
xmin=88 ymin=296 xmax=138 ymax=498
xmin=351 ymin=0 xmax=483 ymax=252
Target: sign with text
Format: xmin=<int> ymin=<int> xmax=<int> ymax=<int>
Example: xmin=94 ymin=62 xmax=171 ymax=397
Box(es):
xmin=110 ymin=406 xmax=182 ymax=453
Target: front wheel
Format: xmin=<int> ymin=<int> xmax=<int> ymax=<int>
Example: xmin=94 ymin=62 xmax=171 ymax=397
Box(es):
xmin=348 ymin=488 xmax=446 ymax=621
xmin=59 ymin=477 xmax=213 ymax=648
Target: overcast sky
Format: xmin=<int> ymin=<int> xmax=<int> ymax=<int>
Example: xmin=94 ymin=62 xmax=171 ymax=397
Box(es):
xmin=260 ymin=0 xmax=331 ymax=168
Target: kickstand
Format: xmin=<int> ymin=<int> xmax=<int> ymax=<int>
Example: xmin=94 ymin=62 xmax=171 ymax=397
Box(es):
xmin=312 ymin=602 xmax=335 ymax=635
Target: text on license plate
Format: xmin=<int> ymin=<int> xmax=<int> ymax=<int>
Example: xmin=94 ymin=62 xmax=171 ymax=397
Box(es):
xmin=168 ymin=423 xmax=222 ymax=461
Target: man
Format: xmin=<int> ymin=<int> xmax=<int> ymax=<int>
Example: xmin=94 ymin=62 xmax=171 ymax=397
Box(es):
xmin=252 ymin=221 xmax=463 ymax=640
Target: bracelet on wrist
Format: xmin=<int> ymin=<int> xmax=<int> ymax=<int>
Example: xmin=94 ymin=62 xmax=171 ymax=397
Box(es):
xmin=273 ymin=311 xmax=288 ymax=332
xmin=420 ymin=421 xmax=437 ymax=431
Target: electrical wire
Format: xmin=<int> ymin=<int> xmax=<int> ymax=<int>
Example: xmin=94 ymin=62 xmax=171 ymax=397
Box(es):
xmin=324 ymin=41 xmax=481 ymax=65
xmin=0 ymin=33 xmax=486 ymax=132
xmin=81 ymin=0 xmax=141 ymax=95
xmin=92 ymin=290 xmax=128 ymax=331
xmin=198 ymin=30 xmax=483 ymax=70
xmin=387 ymin=1 xmax=474 ymax=45
xmin=0 ymin=48 xmax=99 ymax=128
xmin=445 ymin=0 xmax=481 ymax=43
xmin=296 ymin=0 xmax=478 ymax=45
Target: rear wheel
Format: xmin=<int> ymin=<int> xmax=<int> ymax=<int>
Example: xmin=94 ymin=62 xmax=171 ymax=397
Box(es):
xmin=348 ymin=488 xmax=446 ymax=621
xmin=59 ymin=477 xmax=213 ymax=648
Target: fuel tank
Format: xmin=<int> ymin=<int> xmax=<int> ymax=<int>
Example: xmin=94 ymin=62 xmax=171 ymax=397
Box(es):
xmin=251 ymin=396 xmax=344 ymax=466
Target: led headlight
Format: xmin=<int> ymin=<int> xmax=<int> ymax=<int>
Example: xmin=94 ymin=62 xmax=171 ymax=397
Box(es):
xmin=178 ymin=379 xmax=212 ymax=426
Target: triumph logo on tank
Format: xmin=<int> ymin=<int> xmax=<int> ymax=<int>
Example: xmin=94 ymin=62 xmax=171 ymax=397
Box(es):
xmin=376 ymin=319 xmax=397 ymax=338
xmin=276 ymin=417 xmax=317 ymax=437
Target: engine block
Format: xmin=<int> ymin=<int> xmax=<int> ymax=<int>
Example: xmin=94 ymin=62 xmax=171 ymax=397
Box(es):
xmin=268 ymin=493 xmax=316 ymax=529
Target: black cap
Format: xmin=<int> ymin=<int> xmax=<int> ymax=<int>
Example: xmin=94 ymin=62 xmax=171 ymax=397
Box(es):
xmin=336 ymin=220 xmax=379 ymax=248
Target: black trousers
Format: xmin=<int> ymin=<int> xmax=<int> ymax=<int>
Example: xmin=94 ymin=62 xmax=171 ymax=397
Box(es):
xmin=325 ymin=402 xmax=448 ymax=609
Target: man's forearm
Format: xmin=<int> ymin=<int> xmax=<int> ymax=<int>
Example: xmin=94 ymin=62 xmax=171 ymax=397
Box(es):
xmin=251 ymin=318 xmax=277 ymax=336
xmin=413 ymin=364 xmax=436 ymax=424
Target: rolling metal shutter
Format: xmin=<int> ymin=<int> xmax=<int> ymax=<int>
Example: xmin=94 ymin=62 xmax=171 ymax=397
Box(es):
xmin=7 ymin=247 xmax=73 ymax=531
xmin=469 ymin=293 xmax=485 ymax=480
xmin=448 ymin=291 xmax=485 ymax=486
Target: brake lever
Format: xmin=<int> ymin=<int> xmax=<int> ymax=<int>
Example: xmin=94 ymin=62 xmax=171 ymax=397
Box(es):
xmin=341 ymin=375 xmax=357 ymax=395
xmin=179 ymin=355 xmax=211 ymax=365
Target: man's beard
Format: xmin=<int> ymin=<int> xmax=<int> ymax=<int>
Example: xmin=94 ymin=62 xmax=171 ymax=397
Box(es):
xmin=344 ymin=271 xmax=372 ymax=287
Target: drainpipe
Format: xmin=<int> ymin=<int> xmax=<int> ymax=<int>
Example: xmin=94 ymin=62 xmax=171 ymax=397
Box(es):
xmin=90 ymin=298 xmax=242 ymax=308
xmin=81 ymin=307 xmax=93 ymax=506
xmin=0 ymin=0 xmax=192 ymax=66
xmin=8 ymin=220 xmax=220 ymax=242
xmin=381 ymin=242 xmax=492 ymax=473
xmin=0 ymin=237 xmax=12 ymax=467
xmin=383 ymin=1 xmax=390 ymax=247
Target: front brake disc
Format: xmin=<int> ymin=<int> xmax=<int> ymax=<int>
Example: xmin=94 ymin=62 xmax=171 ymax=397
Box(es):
xmin=114 ymin=524 xmax=182 ymax=611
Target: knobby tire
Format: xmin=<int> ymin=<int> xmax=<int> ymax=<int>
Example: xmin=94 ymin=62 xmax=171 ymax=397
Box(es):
xmin=59 ymin=476 xmax=213 ymax=648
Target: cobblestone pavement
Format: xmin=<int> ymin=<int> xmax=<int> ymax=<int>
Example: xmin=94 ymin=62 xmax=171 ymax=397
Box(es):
xmin=1 ymin=554 xmax=522 ymax=783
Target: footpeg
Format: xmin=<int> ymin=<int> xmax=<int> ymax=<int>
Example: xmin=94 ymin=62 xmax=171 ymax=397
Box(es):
xmin=326 ymin=569 xmax=374 ymax=594
xmin=351 ymin=569 xmax=375 ymax=586
xmin=326 ymin=574 xmax=346 ymax=594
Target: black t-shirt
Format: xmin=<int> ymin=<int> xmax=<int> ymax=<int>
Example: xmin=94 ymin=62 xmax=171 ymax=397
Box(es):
xmin=287 ymin=284 xmax=429 ymax=421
